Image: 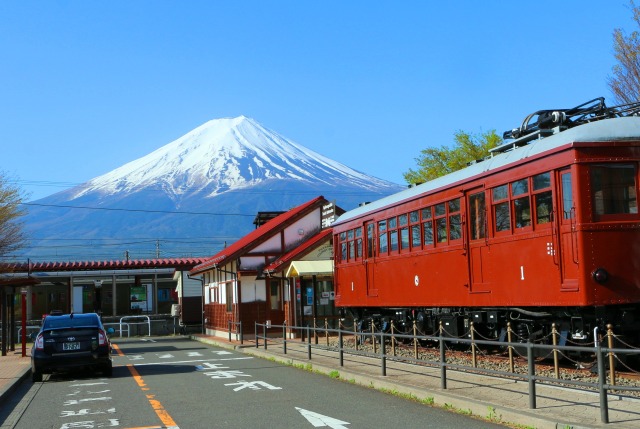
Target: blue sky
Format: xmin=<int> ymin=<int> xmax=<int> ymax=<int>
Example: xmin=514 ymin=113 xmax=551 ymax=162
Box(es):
xmin=1 ymin=1 xmax=636 ymax=202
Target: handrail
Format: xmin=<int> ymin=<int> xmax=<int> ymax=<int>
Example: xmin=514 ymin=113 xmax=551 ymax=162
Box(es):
xmin=119 ymin=315 xmax=151 ymax=337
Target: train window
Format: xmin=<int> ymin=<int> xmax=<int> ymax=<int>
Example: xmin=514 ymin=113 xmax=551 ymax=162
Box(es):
xmin=421 ymin=207 xmax=432 ymax=220
xmin=514 ymin=197 xmax=531 ymax=228
xmin=533 ymin=172 xmax=551 ymax=190
xmin=449 ymin=198 xmax=461 ymax=241
xmin=341 ymin=242 xmax=347 ymax=261
xmin=399 ymin=214 xmax=408 ymax=226
xmin=591 ymin=164 xmax=638 ymax=216
xmin=436 ymin=218 xmax=447 ymax=243
xmin=356 ymin=238 xmax=363 ymax=257
xmin=367 ymin=224 xmax=375 ymax=258
xmin=469 ymin=192 xmax=486 ymax=240
xmin=390 ymin=229 xmax=399 ymax=251
xmin=535 ymin=191 xmax=552 ymax=224
xmin=561 ymin=173 xmax=574 ymax=220
xmin=348 ymin=240 xmax=355 ymax=260
xmin=400 ymin=227 xmax=410 ymax=249
xmin=410 ymin=210 xmax=419 ymax=223
xmin=422 ymin=206 xmax=434 ymax=247
xmin=493 ymin=185 xmax=508 ymax=201
xmin=378 ymin=220 xmax=388 ymax=254
xmin=435 ymin=203 xmax=446 ymax=217
xmin=340 ymin=232 xmax=346 ymax=241
xmin=511 ymin=179 xmax=528 ymax=196
xmin=411 ymin=225 xmax=421 ymax=247
xmin=347 ymin=229 xmax=354 ymax=240
xmin=493 ymin=185 xmax=511 ymax=233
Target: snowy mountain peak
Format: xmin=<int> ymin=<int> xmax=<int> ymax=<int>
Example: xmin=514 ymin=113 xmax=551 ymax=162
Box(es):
xmin=70 ymin=116 xmax=396 ymax=201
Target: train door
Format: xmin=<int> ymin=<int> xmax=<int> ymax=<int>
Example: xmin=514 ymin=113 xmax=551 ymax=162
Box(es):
xmin=364 ymin=221 xmax=378 ymax=297
xmin=558 ymin=169 xmax=579 ymax=289
xmin=466 ymin=188 xmax=491 ymax=293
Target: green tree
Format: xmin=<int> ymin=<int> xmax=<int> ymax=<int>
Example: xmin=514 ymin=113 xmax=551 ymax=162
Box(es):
xmin=403 ymin=130 xmax=502 ymax=184
xmin=0 ymin=172 xmax=26 ymax=259
xmin=609 ymin=1 xmax=640 ymax=104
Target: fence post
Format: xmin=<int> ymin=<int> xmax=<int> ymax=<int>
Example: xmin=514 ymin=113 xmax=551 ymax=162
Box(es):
xmin=228 ymin=320 xmax=231 ymax=342
xmin=552 ymin=323 xmax=559 ymax=379
xmin=263 ymin=323 xmax=267 ymax=350
xmin=283 ymin=320 xmax=287 ymax=355
xmin=507 ymin=322 xmax=514 ymax=373
xmin=527 ymin=341 xmax=536 ymax=409
xmin=596 ymin=339 xmax=610 ymax=424
xmin=239 ymin=321 xmax=243 ymax=345
xmin=307 ymin=325 xmax=312 ymax=360
xmin=255 ymin=322 xmax=259 ymax=348
xmin=439 ymin=321 xmax=447 ymax=389
xmin=339 ymin=325 xmax=344 ymax=367
xmin=607 ymin=324 xmax=616 ymax=386
xmin=470 ymin=322 xmax=477 ymax=368
xmin=381 ymin=331 xmax=386 ymax=376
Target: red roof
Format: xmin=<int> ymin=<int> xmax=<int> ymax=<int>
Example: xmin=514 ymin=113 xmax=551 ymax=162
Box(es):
xmin=264 ymin=228 xmax=332 ymax=273
xmin=1 ymin=258 xmax=206 ymax=273
xmin=190 ymin=196 xmax=327 ymax=275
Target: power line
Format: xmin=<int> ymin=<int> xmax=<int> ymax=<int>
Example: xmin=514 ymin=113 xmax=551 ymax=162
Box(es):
xmin=21 ymin=202 xmax=256 ymax=217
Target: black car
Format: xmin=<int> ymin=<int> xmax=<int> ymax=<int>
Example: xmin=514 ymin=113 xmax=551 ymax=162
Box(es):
xmin=31 ymin=312 xmax=112 ymax=382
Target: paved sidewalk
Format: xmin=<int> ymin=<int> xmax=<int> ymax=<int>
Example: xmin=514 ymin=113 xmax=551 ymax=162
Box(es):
xmin=0 ymin=348 xmax=31 ymax=407
xmin=194 ymin=334 xmax=640 ymax=429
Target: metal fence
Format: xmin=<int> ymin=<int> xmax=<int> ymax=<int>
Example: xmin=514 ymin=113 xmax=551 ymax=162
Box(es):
xmin=254 ymin=320 xmax=640 ymax=424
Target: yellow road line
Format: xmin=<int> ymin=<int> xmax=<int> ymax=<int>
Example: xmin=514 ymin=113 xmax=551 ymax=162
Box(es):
xmin=114 ymin=343 xmax=180 ymax=429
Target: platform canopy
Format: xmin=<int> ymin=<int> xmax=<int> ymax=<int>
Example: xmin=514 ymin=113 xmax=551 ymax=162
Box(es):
xmin=285 ymin=260 xmax=333 ymax=277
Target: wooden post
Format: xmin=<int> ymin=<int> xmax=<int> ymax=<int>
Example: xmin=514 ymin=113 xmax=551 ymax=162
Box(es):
xmin=413 ymin=319 xmax=418 ymax=359
xmin=607 ymin=324 xmax=616 ymax=386
xmin=391 ymin=320 xmax=396 ymax=357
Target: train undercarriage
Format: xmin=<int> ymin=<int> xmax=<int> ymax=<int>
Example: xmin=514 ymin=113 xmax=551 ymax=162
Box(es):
xmin=343 ymin=305 xmax=640 ymax=350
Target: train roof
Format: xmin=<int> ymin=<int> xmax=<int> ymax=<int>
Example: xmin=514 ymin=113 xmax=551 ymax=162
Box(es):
xmin=334 ymin=116 xmax=640 ymax=226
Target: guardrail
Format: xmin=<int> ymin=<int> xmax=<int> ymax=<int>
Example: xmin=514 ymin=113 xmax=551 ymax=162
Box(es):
xmin=254 ymin=321 xmax=640 ymax=425
xmin=118 ymin=315 xmax=151 ymax=337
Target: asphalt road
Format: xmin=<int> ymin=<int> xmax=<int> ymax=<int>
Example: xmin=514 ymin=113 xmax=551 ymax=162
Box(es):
xmin=1 ymin=337 xmax=506 ymax=428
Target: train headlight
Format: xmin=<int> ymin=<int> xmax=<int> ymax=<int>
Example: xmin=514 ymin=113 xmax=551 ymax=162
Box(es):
xmin=592 ymin=268 xmax=609 ymax=284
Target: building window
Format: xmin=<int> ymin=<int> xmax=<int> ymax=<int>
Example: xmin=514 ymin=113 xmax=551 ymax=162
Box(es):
xmin=270 ymin=280 xmax=281 ymax=311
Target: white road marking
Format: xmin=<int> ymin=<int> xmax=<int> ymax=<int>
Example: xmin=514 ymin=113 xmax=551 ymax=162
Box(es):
xmin=296 ymin=407 xmax=351 ymax=428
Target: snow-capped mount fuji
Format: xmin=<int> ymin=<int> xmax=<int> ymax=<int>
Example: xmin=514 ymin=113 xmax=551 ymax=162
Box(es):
xmin=73 ymin=116 xmax=393 ymax=203
xmin=21 ymin=116 xmax=404 ymax=261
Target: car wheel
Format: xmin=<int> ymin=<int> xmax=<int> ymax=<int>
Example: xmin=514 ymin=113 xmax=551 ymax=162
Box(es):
xmin=32 ymin=370 xmax=42 ymax=382
xmin=103 ymin=363 xmax=113 ymax=377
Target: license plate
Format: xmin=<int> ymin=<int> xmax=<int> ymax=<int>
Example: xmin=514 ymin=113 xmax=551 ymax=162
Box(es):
xmin=63 ymin=342 xmax=80 ymax=351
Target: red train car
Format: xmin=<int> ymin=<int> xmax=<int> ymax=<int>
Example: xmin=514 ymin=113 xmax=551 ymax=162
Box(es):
xmin=333 ymin=98 xmax=640 ymax=345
